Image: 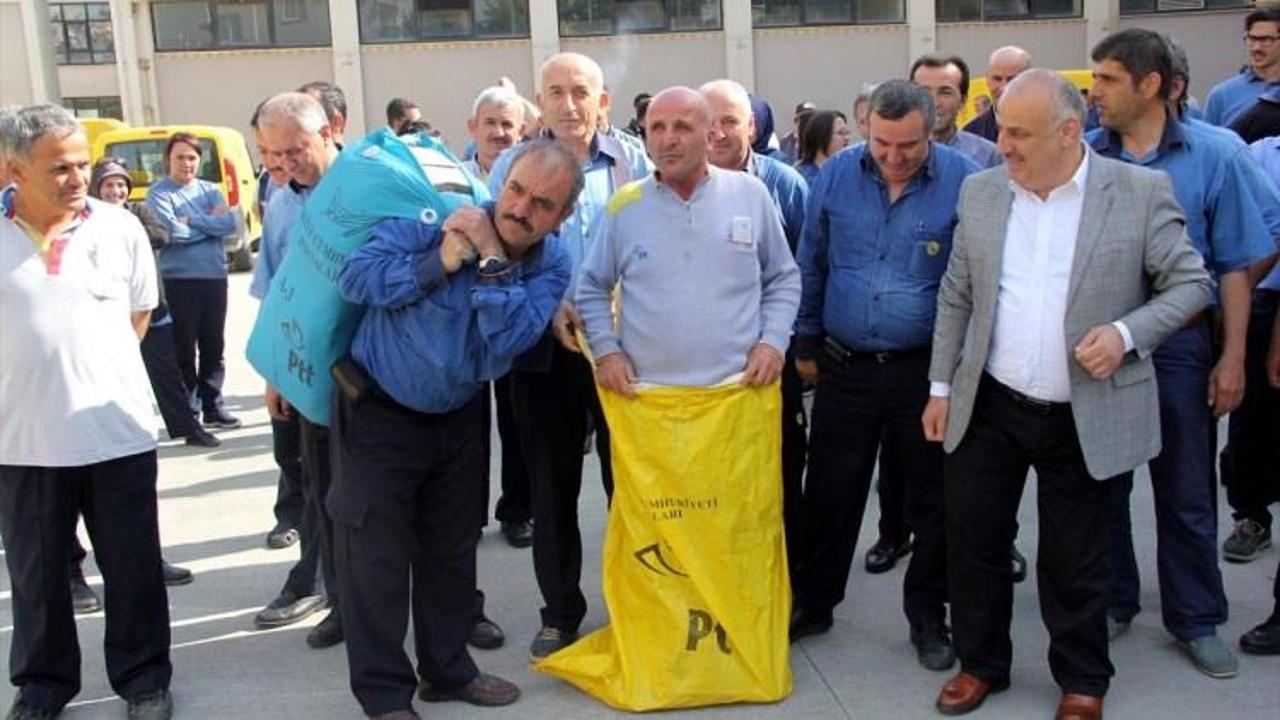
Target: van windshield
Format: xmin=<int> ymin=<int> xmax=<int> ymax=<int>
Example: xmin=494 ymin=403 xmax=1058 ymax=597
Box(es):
xmin=102 ymin=137 xmax=223 ymax=190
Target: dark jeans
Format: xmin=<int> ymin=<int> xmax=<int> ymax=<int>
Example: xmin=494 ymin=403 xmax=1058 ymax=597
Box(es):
xmin=0 ymin=452 xmax=172 ymax=713
xmin=140 ymin=321 xmax=202 ymax=439
xmin=1108 ymin=325 xmax=1227 ymax=640
xmin=792 ymin=346 xmax=947 ymax=633
xmin=1222 ymin=291 xmax=1280 ymax=529
xmin=947 ymin=376 xmax=1113 ymax=697
xmin=509 ymin=343 xmax=613 ymax=633
xmin=490 ymin=374 xmax=531 ymax=525
xmin=164 ymin=277 xmax=228 ymax=415
xmin=328 ymin=389 xmax=484 ymax=717
xmin=271 ymin=415 xmax=304 ymax=530
xmin=876 ymin=432 xmax=909 ymax=544
xmin=281 ymin=417 xmax=337 ymax=604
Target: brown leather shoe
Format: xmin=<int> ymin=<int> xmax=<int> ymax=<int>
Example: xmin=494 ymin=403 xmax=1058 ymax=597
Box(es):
xmin=1056 ymin=693 xmax=1103 ymax=720
xmin=936 ymin=671 xmax=1009 ymax=715
xmin=418 ymin=673 xmax=520 ymax=706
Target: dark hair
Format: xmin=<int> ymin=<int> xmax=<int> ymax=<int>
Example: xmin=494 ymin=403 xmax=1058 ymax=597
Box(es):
xmin=909 ymin=54 xmax=972 ymax=99
xmin=298 ymin=81 xmax=347 ymax=124
xmin=633 ymin=92 xmax=651 ymax=110
xmin=798 ymin=110 xmax=847 ymax=165
xmin=794 ymin=107 xmax=816 ymax=139
xmin=396 ymin=119 xmax=439 ymax=138
xmin=249 ymin=99 xmax=266 ymax=129
xmin=164 ymin=131 xmax=202 ymax=170
xmin=1165 ymin=34 xmax=1191 ymax=116
xmin=1091 ymin=28 xmax=1173 ymax=102
xmin=1246 ymin=8 xmax=1280 ymax=32
xmin=506 ymin=138 xmax=585 ymax=213
xmin=386 ymin=97 xmax=419 ymax=125
xmin=867 ymin=80 xmax=935 ymax=135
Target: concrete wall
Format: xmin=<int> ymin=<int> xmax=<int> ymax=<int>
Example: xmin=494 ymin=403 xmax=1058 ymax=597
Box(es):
xmin=562 ymin=31 xmax=727 ymax=134
xmin=1119 ymin=9 xmax=1250 ymax=102
xmin=58 ymin=64 xmax=120 ymax=100
xmin=152 ymin=48 xmax=333 ymax=131
xmin=754 ymin=25 xmax=908 ymax=122
xmin=360 ymin=39 xmax=533 ymax=149
xmin=0 ymin=3 xmax=35 ymax=106
xmin=937 ymin=19 xmax=1090 ymax=75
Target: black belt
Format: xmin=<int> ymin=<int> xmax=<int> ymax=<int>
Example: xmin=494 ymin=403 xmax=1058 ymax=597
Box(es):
xmin=822 ymin=336 xmax=928 ymax=365
xmin=981 ymin=373 xmax=1070 ymax=415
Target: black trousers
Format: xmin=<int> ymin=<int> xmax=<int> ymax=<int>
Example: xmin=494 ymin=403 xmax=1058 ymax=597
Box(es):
xmin=329 ymin=389 xmax=484 ymax=716
xmin=164 ymin=277 xmax=228 ymax=415
xmin=793 ymin=347 xmax=947 ymax=632
xmin=0 ymin=452 xmax=171 ymax=713
xmin=140 ymin=321 xmax=202 ymax=439
xmin=1223 ymin=290 xmax=1280 ymax=528
xmin=271 ymin=415 xmax=304 ymax=530
xmin=946 ymin=375 xmax=1113 ymax=697
xmin=875 ymin=432 xmax=910 ymax=544
xmin=780 ymin=352 xmax=808 ymax=574
xmin=280 ymin=417 xmax=338 ymax=604
xmin=509 ymin=343 xmax=613 ymax=632
xmin=491 ymin=374 xmax=531 ymax=525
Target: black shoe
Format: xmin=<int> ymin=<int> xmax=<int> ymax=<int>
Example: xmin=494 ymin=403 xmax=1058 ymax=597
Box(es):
xmin=789 ymin=606 xmax=833 ymax=643
xmin=865 ymin=536 xmax=913 ymax=574
xmin=1240 ymin=616 xmax=1280 ymax=655
xmin=126 ymin=689 xmax=173 ymax=720
xmin=253 ymin=591 xmax=325 ymax=628
xmin=418 ymin=673 xmax=520 ymax=706
xmin=469 ymin=614 xmax=505 ymax=650
xmin=500 ymin=520 xmax=533 ymax=548
xmin=1011 ymin=545 xmax=1028 ymax=584
xmin=162 ymin=560 xmax=193 ymax=586
xmin=184 ymin=427 xmax=221 ymax=447
xmin=529 ymin=625 xmax=577 ymax=660
xmin=306 ymin=609 xmax=344 ymax=648
xmin=266 ymin=522 xmax=299 ymax=549
xmin=70 ymin=565 xmax=101 ymax=614
xmin=202 ymin=408 xmax=242 ymax=429
xmin=5 ymin=699 xmax=59 ymax=719
xmin=911 ymin=626 xmax=957 ymax=671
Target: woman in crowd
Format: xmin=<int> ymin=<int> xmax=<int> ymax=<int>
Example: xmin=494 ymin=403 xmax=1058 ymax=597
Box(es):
xmin=794 ymin=110 xmax=852 ymax=186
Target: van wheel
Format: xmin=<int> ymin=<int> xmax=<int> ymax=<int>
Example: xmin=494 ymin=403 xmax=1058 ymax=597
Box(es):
xmin=228 ymin=244 xmax=254 ymax=273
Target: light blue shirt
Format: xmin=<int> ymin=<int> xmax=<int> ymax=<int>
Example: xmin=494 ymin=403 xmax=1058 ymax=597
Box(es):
xmin=1249 ymin=136 xmax=1280 ymax=291
xmin=487 ymin=132 xmax=652 ymax=296
xmin=1204 ymin=69 xmax=1280 ymax=127
xmin=945 ymin=129 xmax=1002 ymax=169
xmin=249 ymin=182 xmax=308 ymax=299
xmin=146 ymin=177 xmax=237 ymax=279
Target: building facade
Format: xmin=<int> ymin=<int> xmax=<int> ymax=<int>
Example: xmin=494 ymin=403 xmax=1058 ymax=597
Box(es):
xmin=0 ymin=0 xmax=1260 ymax=151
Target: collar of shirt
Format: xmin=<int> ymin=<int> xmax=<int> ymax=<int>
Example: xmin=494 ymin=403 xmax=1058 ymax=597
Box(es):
xmin=1008 ymin=144 xmax=1090 ymax=202
xmin=2 ymin=186 xmax=93 ymax=257
xmin=538 ymin=130 xmax=622 ymax=170
xmin=653 ymin=165 xmax=716 ymax=202
xmin=1091 ymin=115 xmax=1187 ymax=164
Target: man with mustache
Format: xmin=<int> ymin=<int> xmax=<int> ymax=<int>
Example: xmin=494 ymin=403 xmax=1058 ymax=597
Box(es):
xmin=485 ymin=51 xmax=652 ymax=661
xmin=330 ymin=138 xmax=576 ymax=718
xmin=789 ymin=81 xmax=979 ymax=675
xmin=463 ymin=86 xmax=526 ymax=185
xmin=1204 ymin=7 xmax=1280 ymax=127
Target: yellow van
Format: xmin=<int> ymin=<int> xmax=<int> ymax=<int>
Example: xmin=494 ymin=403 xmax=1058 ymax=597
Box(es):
xmin=957 ymin=69 xmax=1094 ymax=127
xmin=92 ymin=125 xmax=261 ymax=272
xmin=79 ymin=117 xmax=126 ymax=153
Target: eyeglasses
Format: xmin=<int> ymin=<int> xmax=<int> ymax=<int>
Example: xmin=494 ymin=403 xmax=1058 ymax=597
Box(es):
xmin=1244 ymin=34 xmax=1280 ymax=46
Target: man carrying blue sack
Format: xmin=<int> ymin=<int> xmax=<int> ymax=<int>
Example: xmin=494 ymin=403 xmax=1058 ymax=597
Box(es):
xmin=327 ymin=138 xmax=575 ymax=719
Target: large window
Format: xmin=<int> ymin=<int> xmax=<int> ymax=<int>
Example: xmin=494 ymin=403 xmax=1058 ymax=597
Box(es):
xmin=751 ymin=0 xmax=903 ymax=27
xmin=66 ymin=96 xmax=123 ymax=119
xmin=559 ymin=0 xmax=721 ymax=36
xmin=1120 ymin=0 xmax=1250 ymax=14
xmin=151 ymin=0 xmax=331 ymax=50
xmin=49 ymin=2 xmax=114 ymax=65
xmin=358 ymin=0 xmax=528 ymax=42
xmin=936 ymin=0 xmax=1079 ymax=22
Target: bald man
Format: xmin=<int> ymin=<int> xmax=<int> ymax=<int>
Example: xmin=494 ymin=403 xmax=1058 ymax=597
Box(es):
xmin=963 ymin=45 xmax=1032 ymax=142
xmin=485 ymin=52 xmax=653 ymax=660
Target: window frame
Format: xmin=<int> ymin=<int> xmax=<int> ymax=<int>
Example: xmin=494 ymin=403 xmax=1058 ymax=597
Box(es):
xmin=1119 ymin=0 xmax=1250 ymax=15
xmin=557 ymin=0 xmax=724 ymax=38
xmin=934 ymin=0 xmax=1082 ymax=23
xmin=357 ymin=0 xmax=531 ymax=44
xmin=65 ymin=95 xmax=124 ymax=120
xmin=48 ymin=2 xmax=115 ymax=66
xmin=150 ymin=0 xmax=332 ymax=51
xmin=750 ymin=0 xmax=906 ymax=28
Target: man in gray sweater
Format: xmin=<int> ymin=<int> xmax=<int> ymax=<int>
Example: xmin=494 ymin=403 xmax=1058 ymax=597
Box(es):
xmin=577 ymin=86 xmax=800 ymax=390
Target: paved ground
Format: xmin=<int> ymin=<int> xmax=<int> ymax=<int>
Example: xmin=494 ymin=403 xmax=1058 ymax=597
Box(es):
xmin=2 ymin=271 xmax=1277 ymax=719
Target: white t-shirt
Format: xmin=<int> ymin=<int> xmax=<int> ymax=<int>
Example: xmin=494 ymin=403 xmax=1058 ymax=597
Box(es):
xmin=0 ymin=192 xmax=160 ymax=466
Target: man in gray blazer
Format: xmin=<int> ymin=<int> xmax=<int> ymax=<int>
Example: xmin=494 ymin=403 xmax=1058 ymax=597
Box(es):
xmin=922 ymin=70 xmax=1212 ymax=720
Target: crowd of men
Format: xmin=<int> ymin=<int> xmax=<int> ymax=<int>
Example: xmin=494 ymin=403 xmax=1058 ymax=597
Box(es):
xmin=2 ymin=9 xmax=1280 ymax=720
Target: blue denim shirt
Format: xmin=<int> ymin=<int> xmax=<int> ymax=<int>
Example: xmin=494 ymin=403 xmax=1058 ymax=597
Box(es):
xmin=339 ymin=208 xmax=570 ymax=414
xmin=748 ymin=151 xmax=809 ymax=253
xmin=795 ymin=142 xmax=979 ymax=356
xmin=1088 ymin=116 xmax=1278 ymax=278
xmin=1204 ymin=69 xmax=1280 ymax=127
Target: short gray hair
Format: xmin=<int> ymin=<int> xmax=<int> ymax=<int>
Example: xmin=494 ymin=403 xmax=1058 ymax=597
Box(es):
xmin=1003 ymin=68 xmax=1086 ymax=127
xmin=257 ymin=92 xmax=328 ymax=135
xmin=867 ymin=80 xmax=936 ymax=135
xmin=471 ymin=86 xmax=523 ymax=120
xmin=505 ymin=138 xmax=584 ymax=212
xmin=0 ymin=104 xmax=81 ymax=163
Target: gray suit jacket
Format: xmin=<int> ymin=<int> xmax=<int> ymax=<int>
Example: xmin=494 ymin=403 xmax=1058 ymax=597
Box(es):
xmin=929 ymin=150 xmax=1213 ymax=480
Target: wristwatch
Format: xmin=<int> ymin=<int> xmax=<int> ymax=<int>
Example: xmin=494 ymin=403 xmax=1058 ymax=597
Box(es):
xmin=476 ymin=254 xmax=510 ymax=277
